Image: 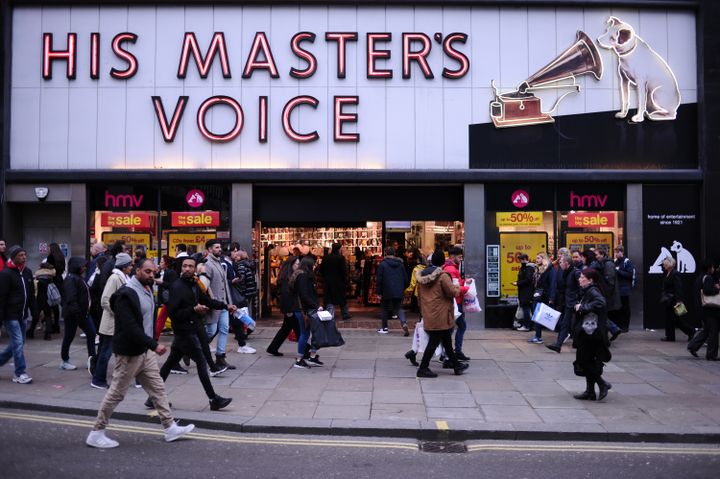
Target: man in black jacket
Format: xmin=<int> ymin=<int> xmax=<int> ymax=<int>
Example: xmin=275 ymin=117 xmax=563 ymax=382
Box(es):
xmin=0 ymin=246 xmax=35 ymax=384
xmin=154 ymin=257 xmax=233 ymax=411
xmin=59 ymin=257 xmax=96 ymax=371
xmin=86 ymin=258 xmax=195 ymax=448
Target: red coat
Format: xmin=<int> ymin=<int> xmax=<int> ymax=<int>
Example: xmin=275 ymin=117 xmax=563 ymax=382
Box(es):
xmin=443 ymin=260 xmax=468 ymax=304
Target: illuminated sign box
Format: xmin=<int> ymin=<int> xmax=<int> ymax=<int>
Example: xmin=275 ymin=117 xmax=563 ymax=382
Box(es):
xmin=100 ymin=212 xmax=150 ymax=228
xmin=496 ymin=211 xmax=544 ymax=227
xmin=171 ymin=211 xmax=220 ymax=227
xmin=568 ymin=212 xmax=615 ymax=227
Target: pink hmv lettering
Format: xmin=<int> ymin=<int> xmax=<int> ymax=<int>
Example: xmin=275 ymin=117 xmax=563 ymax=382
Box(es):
xmin=570 ymin=190 xmax=607 ymax=208
xmin=104 ymin=191 xmax=143 ymax=209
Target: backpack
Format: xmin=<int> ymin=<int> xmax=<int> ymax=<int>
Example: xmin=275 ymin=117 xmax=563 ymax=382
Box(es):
xmin=47 ymin=282 xmax=62 ymax=307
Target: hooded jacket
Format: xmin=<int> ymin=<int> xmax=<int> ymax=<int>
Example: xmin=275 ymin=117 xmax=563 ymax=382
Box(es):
xmin=0 ymin=261 xmax=35 ymax=322
xmin=98 ymin=268 xmax=129 ymax=336
xmin=376 ymin=256 xmax=407 ymax=299
xmin=110 ymin=286 xmax=158 ymax=356
xmin=62 ymin=257 xmax=90 ymax=321
xmin=416 ymin=266 xmax=460 ymax=331
xmin=168 ymin=275 xmax=228 ymax=334
xmin=443 ymin=259 xmax=469 ymax=304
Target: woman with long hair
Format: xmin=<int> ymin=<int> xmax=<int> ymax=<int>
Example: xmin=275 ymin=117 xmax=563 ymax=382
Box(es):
xmin=573 ymin=268 xmax=612 ymax=401
xmin=688 ymin=259 xmax=720 ymax=360
xmin=46 ymin=243 xmax=66 ymax=333
xmin=527 ymin=252 xmax=557 ymax=344
xmin=289 ymin=255 xmax=323 ymax=369
xmin=266 ymin=256 xmax=303 ymax=356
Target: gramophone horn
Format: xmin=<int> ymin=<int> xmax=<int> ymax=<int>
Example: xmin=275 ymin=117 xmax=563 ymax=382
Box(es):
xmin=519 ymin=30 xmax=603 ymax=93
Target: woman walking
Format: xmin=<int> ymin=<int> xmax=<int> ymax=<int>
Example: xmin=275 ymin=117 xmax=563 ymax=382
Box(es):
xmin=289 ymin=256 xmax=323 ymax=369
xmin=688 ymin=259 xmax=720 ymax=360
xmin=660 ymin=257 xmax=695 ymax=342
xmin=60 ymin=257 xmax=96 ymax=371
xmin=573 ymin=268 xmax=612 ymax=401
xmin=266 ymin=256 xmax=302 ymax=356
xmin=528 ymin=252 xmax=557 ymax=344
xmin=46 ymin=242 xmax=66 ymax=333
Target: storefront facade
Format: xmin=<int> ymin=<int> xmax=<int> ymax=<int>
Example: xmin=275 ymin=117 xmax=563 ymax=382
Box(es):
xmin=2 ymin=0 xmax=717 ymax=329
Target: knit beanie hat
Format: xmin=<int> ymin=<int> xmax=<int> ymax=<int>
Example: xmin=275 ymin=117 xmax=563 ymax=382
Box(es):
xmin=8 ymin=245 xmax=26 ymax=261
xmin=114 ymin=252 xmax=132 ymax=268
xmin=431 ymin=250 xmax=445 ymax=267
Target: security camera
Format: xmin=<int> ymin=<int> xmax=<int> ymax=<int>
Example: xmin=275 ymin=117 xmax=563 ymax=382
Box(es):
xmin=35 ymin=187 xmax=49 ymax=201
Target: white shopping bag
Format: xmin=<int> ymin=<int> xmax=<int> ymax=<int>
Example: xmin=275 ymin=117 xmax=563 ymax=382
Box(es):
xmin=531 ymin=302 xmax=561 ymax=331
xmin=463 ymin=295 xmax=482 ymax=313
xmin=464 ymin=279 xmax=478 ymax=299
xmin=413 ymin=320 xmax=443 ymax=357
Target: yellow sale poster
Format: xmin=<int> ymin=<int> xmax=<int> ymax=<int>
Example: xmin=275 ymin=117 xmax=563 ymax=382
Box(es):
xmin=564 ymin=232 xmax=614 ymax=252
xmin=102 ymin=233 xmax=156 ymax=258
xmin=500 ymin=232 xmax=548 ymax=298
xmin=167 ymin=233 xmax=215 ymax=254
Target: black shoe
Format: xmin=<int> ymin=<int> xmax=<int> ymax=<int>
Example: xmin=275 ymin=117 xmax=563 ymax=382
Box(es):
xmin=209 ymin=395 xmax=232 ymax=411
xmin=598 ymin=382 xmax=612 ymax=401
xmin=342 ymin=315 xmax=352 ymax=320
xmin=216 ymin=355 xmax=236 ymax=370
xmin=688 ymin=348 xmax=699 ymax=358
xmin=209 ymin=365 xmax=228 ymax=377
xmin=661 ymin=337 xmax=675 ymax=342
xmin=404 ymin=350 xmax=418 ymax=366
xmin=182 ymin=355 xmax=191 ymax=367
xmin=293 ymin=359 xmax=311 ymax=369
xmin=610 ymin=331 xmax=621 ymax=342
xmin=573 ymin=391 xmax=597 ymax=400
xmin=402 ymin=325 xmax=409 ymax=337
xmin=454 ymin=363 xmax=469 ymax=375
xmin=545 ymin=344 xmax=561 ymax=353
xmin=442 ymin=360 xmax=454 ymax=369
xmin=455 ymin=352 xmax=471 ymax=361
xmin=416 ymin=368 xmax=438 ymax=378
xmin=170 ymin=365 xmax=188 ymax=375
xmin=266 ymin=349 xmax=284 ymax=357
xmin=308 ymin=356 xmax=324 ymax=367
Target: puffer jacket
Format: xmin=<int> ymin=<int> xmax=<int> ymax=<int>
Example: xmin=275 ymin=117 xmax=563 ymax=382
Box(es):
xmin=0 ymin=261 xmax=36 ymax=322
xmin=416 ymin=266 xmax=460 ymax=331
xmin=62 ymin=257 xmax=90 ymax=321
xmin=376 ymin=256 xmax=407 ymax=299
xmin=99 ymin=269 xmax=129 ymax=336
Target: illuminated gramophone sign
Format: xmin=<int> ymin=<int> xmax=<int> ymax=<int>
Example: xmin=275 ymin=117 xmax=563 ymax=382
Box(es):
xmin=489 ymin=31 xmax=603 ymax=128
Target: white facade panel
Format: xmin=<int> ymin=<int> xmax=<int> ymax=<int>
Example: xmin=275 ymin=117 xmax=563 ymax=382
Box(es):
xmin=10 ymin=5 xmax=698 ymax=171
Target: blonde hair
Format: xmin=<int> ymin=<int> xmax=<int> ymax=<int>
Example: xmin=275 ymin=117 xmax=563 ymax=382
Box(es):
xmin=536 ymin=252 xmax=549 ymax=274
xmin=662 ymin=256 xmax=676 ymax=270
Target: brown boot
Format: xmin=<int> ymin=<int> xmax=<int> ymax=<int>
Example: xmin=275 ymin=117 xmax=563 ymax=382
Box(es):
xmin=215 ymin=354 xmax=236 ymax=370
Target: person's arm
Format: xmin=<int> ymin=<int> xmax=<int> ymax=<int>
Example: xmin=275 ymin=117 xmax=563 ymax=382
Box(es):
xmin=702 ymin=275 xmax=719 ymax=296
xmin=547 ymin=268 xmax=557 ymax=305
xmin=516 ymin=266 xmax=533 ymax=287
xmin=115 ymin=292 xmax=158 ymax=352
xmin=199 ymin=289 xmax=230 ymax=311
xmin=100 ymin=275 xmax=119 ymax=313
xmin=616 ymin=260 xmax=634 ymax=280
xmin=580 ymin=288 xmax=606 ymax=313
xmin=440 ymin=273 xmax=461 ymax=299
xmin=405 ymin=268 xmax=418 ymax=295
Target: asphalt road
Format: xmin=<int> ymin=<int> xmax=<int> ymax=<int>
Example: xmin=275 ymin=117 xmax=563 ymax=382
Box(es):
xmin=1 ymin=409 xmax=718 ymax=479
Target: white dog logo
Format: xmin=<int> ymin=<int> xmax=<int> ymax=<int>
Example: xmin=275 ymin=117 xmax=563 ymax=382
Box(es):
xmin=597 ymin=17 xmax=681 ymax=123
xmin=648 ymin=241 xmax=695 ymax=274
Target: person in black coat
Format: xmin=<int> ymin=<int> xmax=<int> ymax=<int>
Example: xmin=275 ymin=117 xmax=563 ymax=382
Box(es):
xmin=46 ymin=242 xmax=66 ymax=333
xmin=289 ymin=255 xmax=323 ymax=368
xmin=528 ymin=253 xmax=557 ymax=343
xmin=573 ymin=268 xmax=612 ymax=401
xmin=266 ymin=256 xmax=305 ymax=356
xmin=688 ymin=259 xmax=720 ymax=360
xmin=512 ymin=254 xmax=536 ymax=331
xmin=660 ymin=256 xmax=695 ymax=342
xmin=320 ymin=243 xmax=351 ymax=320
xmin=60 ymin=257 xmax=97 ymax=371
xmin=376 ymin=247 xmax=408 ymax=333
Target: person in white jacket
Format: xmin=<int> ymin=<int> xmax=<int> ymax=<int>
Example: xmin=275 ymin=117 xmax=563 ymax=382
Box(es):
xmin=90 ymin=253 xmax=132 ymax=389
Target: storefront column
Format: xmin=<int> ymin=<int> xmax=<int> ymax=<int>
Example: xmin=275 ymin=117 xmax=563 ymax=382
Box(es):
xmin=626 ymin=184 xmax=644 ymax=330
xmin=464 ymin=184 xmax=485 ymax=329
xmin=231 ymin=183 xmax=253 ymax=251
xmin=70 ymin=183 xmax=87 ymax=257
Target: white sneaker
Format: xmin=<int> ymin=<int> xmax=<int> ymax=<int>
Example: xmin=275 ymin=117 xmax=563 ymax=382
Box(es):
xmin=12 ymin=373 xmax=32 ymax=384
xmin=86 ymin=429 xmax=119 ymax=448
xmin=516 ymin=326 xmax=531 ymax=332
xmin=164 ymin=421 xmax=195 ymax=442
xmin=237 ymin=345 xmax=256 ymax=354
xmin=513 ymin=321 xmax=521 ymax=329
xmin=377 ymin=328 xmax=389 ymax=334
xmin=80 ymin=332 xmax=87 ymax=338
xmin=60 ymin=361 xmax=77 ymax=370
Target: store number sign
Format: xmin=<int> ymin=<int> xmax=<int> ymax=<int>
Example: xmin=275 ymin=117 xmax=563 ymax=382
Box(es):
xmin=499 ymin=232 xmax=547 ymax=298
xmin=496 ymin=212 xmax=544 ymax=227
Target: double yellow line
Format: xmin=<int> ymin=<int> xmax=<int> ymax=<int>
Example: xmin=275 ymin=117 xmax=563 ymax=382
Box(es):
xmin=467 ymin=443 xmax=720 ymax=456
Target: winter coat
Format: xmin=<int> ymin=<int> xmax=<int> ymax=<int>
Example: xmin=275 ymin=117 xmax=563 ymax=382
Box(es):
xmin=443 ymin=260 xmax=469 ymax=304
xmin=660 ymin=269 xmax=683 ymax=306
xmin=0 ymin=262 xmax=36 ymax=322
xmin=34 ymin=266 xmax=56 ymax=310
xmin=62 ymin=257 xmax=90 ymax=321
xmin=404 ymin=264 xmax=425 ymax=298
xmin=233 ymin=259 xmax=258 ymax=298
xmin=290 ymin=270 xmax=320 ymax=313
xmin=598 ymin=258 xmax=622 ymax=311
xmin=204 ymin=254 xmax=233 ymax=323
xmin=516 ymin=262 xmax=536 ymax=306
xmin=575 ymin=284 xmax=609 ymax=337
xmin=699 ymin=273 xmax=719 ymax=310
xmin=564 ymin=264 xmax=582 ymax=309
xmin=168 ymin=276 xmax=228 ymax=334
xmin=534 ymin=264 xmax=557 ymax=306
xmin=278 ymin=273 xmax=301 ymax=314
xmin=416 ymin=266 xmax=460 ymax=331
xmin=555 ymin=266 xmax=568 ymax=311
xmin=575 ymin=284 xmax=612 ymax=375
xmin=320 ymin=253 xmax=348 ymax=305
xmin=46 ymin=253 xmax=66 ymax=285
xmin=376 ymin=256 xmax=407 ymax=299
xmin=614 ymin=257 xmax=635 ymax=297
xmin=99 ymin=269 xmax=129 ymax=336
xmin=110 ymin=286 xmax=158 ymax=356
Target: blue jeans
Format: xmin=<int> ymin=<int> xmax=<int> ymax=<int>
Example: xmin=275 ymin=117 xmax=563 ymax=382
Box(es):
xmin=607 ymin=318 xmax=621 ymax=335
xmin=205 ymin=310 xmax=229 ymax=355
xmin=295 ymin=311 xmax=316 ymax=357
xmin=92 ymin=334 xmax=113 ymax=385
xmin=454 ymin=306 xmax=466 ymax=354
xmin=0 ymin=319 xmax=27 ymax=376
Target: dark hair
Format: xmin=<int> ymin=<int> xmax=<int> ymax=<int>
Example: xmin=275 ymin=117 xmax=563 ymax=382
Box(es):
xmin=176 ymin=243 xmax=187 ymax=252
xmin=384 ymin=246 xmax=396 ymax=257
xmin=278 ymin=255 xmax=299 ymax=284
xmin=230 ymin=241 xmax=241 ymax=252
xmin=134 ymin=245 xmax=147 ymax=259
xmin=331 ymin=243 xmax=342 ymax=254
xmin=582 ymin=249 xmax=596 ymax=265
xmin=701 ymin=258 xmax=715 ymax=273
xmin=180 ymin=256 xmax=197 ymax=266
xmin=299 ymin=255 xmax=316 ymax=275
xmin=134 ymin=257 xmax=153 ymax=271
xmin=448 ymin=246 xmax=463 ymax=256
xmin=614 ymin=245 xmax=624 ymax=253
xmin=205 ymin=239 xmax=220 ymax=250
xmin=431 ymin=250 xmax=445 ymax=267
xmin=518 ymin=253 xmax=529 ymax=261
xmin=109 ymin=240 xmax=125 ymax=257
xmin=161 ymin=255 xmax=175 ymax=269
xmin=596 ymin=247 xmax=608 ymax=258
xmin=580 ymin=267 xmax=601 ymax=284
xmin=96 ymin=256 xmax=109 ymax=270
xmin=49 ymin=242 xmax=65 ymax=264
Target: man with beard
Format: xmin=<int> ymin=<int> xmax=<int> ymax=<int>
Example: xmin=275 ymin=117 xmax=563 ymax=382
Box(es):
xmin=86 ymin=258 xmax=195 ymax=448
xmin=149 ymin=257 xmax=233 ymax=411
xmin=203 ymin=240 xmax=236 ymax=369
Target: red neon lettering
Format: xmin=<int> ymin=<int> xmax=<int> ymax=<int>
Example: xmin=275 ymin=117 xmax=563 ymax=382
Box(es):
xmin=152 ymin=96 xmax=188 ymax=143
xmin=402 ymin=33 xmax=433 ymax=79
xmin=367 ymin=33 xmax=392 ymax=79
xmin=325 ymin=32 xmax=358 ymax=79
xmin=90 ymin=32 xmax=100 ymax=79
xmin=196 ymin=96 xmax=244 ymax=143
xmin=177 ymin=32 xmax=231 ymax=79
xmin=334 ymin=96 xmax=359 ymax=143
xmin=110 ymin=33 xmax=138 ymax=79
xmin=290 ymin=32 xmax=317 ymax=79
xmin=258 ymin=96 xmax=268 ymax=143
xmin=42 ymin=33 xmax=77 ymax=80
xmin=442 ymin=33 xmax=469 ymax=79
xmin=282 ymin=96 xmax=319 ymax=143
xmin=242 ymin=32 xmax=279 ymax=79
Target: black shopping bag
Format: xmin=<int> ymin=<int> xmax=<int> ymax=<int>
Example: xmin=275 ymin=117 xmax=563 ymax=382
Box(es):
xmin=308 ymin=310 xmax=345 ymax=349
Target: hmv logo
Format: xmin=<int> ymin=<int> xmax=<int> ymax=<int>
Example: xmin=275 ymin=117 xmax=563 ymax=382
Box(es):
xmin=570 ymin=190 xmax=608 ymax=209
xmin=104 ymin=190 xmax=144 ymax=209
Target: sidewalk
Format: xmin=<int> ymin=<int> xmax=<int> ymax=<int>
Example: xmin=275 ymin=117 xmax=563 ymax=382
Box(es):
xmin=1 ymin=323 xmax=719 ymax=443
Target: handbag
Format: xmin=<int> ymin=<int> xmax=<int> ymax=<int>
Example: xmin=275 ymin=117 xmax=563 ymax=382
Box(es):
xmin=673 ymin=302 xmax=688 ymax=317
xmin=572 ymin=360 xmax=586 ymax=377
xmin=308 ymin=310 xmax=345 ymax=349
xmin=701 ymin=276 xmax=720 ymax=308
xmin=515 ymin=305 xmax=524 ymax=320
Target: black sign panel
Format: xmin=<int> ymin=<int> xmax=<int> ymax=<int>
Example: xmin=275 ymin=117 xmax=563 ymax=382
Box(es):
xmin=485 ymin=184 xmax=555 ymax=211
xmin=89 ymin=186 xmax=158 ymax=212
xmin=470 ymin=103 xmax=697 ymax=170
xmin=642 ymin=184 xmax=701 ymax=330
xmin=556 ymin=184 xmax=625 ymax=211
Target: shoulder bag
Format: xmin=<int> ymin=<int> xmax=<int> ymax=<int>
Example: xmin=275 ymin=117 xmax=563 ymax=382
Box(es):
xmin=701 ymin=275 xmax=720 ymax=308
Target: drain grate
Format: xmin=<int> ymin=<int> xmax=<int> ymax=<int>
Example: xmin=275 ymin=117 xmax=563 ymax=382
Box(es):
xmin=420 ymin=441 xmax=468 ymax=453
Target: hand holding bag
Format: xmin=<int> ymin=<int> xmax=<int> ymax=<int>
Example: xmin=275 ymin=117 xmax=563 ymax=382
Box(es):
xmin=531 ymin=302 xmax=562 ymax=331
xmin=673 ymin=302 xmax=688 ymax=317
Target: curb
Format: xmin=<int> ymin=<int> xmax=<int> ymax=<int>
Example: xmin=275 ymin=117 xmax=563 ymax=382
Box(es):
xmin=3 ymin=400 xmax=719 ymax=445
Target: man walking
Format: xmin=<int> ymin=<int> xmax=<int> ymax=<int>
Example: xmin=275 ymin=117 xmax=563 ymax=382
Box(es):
xmin=203 ymin=239 xmax=235 ymax=369
xmin=593 ymin=247 xmax=623 ymax=341
xmin=320 ymin=243 xmax=352 ymax=320
xmin=612 ymin=246 xmax=635 ymax=332
xmin=0 ymin=246 xmax=35 ymax=384
xmin=546 ymin=252 xmax=581 ymax=353
xmin=376 ymin=247 xmax=408 ymax=335
xmin=155 ymin=256 xmax=233 ymax=411
xmin=86 ymin=258 xmax=195 ymax=448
